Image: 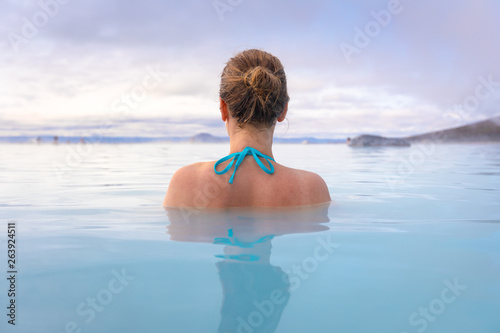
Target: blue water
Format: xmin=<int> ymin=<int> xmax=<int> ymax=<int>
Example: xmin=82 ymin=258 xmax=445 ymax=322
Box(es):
xmin=0 ymin=142 xmax=499 ymax=332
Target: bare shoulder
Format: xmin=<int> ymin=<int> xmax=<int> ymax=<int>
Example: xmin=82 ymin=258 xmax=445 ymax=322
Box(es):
xmin=277 ymin=165 xmax=331 ymax=205
xmin=170 ymin=162 xmax=206 ymax=185
xmin=163 ymin=161 xmax=330 ymax=207
xmin=298 ymin=169 xmax=331 ymax=198
xmin=163 ymin=162 xmax=212 ymax=207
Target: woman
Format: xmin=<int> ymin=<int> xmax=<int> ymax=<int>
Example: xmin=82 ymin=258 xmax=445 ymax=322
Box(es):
xmin=163 ymin=49 xmax=331 ymax=208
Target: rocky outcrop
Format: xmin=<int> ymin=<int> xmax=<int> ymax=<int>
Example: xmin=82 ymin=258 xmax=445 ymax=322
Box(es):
xmin=348 ymin=135 xmax=411 ymax=147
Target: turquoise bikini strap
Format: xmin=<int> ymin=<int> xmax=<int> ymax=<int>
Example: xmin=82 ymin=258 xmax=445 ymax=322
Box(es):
xmin=249 ymin=147 xmax=274 ymax=174
xmin=214 ymin=147 xmax=275 ymax=184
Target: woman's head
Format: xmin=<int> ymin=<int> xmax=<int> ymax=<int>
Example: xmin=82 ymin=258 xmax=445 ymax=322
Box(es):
xmin=220 ymin=49 xmax=290 ymax=129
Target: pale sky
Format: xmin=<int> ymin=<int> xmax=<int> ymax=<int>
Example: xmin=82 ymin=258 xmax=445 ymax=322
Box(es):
xmin=1 ymin=0 xmax=500 ymax=138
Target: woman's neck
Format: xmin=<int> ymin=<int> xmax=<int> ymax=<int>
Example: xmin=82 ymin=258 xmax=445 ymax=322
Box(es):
xmin=227 ymin=123 xmax=275 ymax=158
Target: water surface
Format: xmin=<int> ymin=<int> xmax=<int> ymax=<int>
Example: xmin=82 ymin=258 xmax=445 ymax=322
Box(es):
xmin=0 ymin=142 xmax=499 ymax=332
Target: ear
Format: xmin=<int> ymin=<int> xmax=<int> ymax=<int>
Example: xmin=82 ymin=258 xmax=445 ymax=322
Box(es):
xmin=220 ymin=98 xmax=228 ymax=122
xmin=277 ymin=103 xmax=288 ymax=122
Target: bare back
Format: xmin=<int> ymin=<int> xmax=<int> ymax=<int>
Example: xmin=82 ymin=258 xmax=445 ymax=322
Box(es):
xmin=163 ymin=158 xmax=331 ymax=208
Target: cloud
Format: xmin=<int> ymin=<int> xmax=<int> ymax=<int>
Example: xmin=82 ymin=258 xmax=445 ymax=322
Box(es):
xmin=1 ymin=0 xmax=499 ymax=138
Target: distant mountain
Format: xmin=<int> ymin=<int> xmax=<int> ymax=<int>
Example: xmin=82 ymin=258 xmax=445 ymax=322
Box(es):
xmin=346 ymin=116 xmax=500 ymax=147
xmin=0 ymin=133 xmax=344 ymax=144
xmin=406 ymin=116 xmax=500 ymax=143
xmin=189 ymin=133 xmax=228 ymax=143
xmin=187 ymin=133 xmax=344 ymax=144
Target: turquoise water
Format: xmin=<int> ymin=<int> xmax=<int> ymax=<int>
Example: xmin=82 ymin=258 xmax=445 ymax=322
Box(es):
xmin=1 ymin=143 xmax=499 ymax=332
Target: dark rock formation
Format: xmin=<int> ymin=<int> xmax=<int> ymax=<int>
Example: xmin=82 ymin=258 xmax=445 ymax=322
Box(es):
xmin=348 ymin=135 xmax=411 ymax=147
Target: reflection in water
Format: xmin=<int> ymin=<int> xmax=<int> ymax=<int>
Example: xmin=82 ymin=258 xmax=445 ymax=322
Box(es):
xmin=165 ymin=205 xmax=330 ymax=333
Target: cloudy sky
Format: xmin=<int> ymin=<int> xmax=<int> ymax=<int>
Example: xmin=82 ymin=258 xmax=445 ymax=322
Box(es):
xmin=1 ymin=0 xmax=499 ymax=139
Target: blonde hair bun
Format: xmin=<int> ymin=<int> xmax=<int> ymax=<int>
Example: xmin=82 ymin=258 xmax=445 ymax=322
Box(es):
xmin=220 ymin=49 xmax=289 ymax=128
